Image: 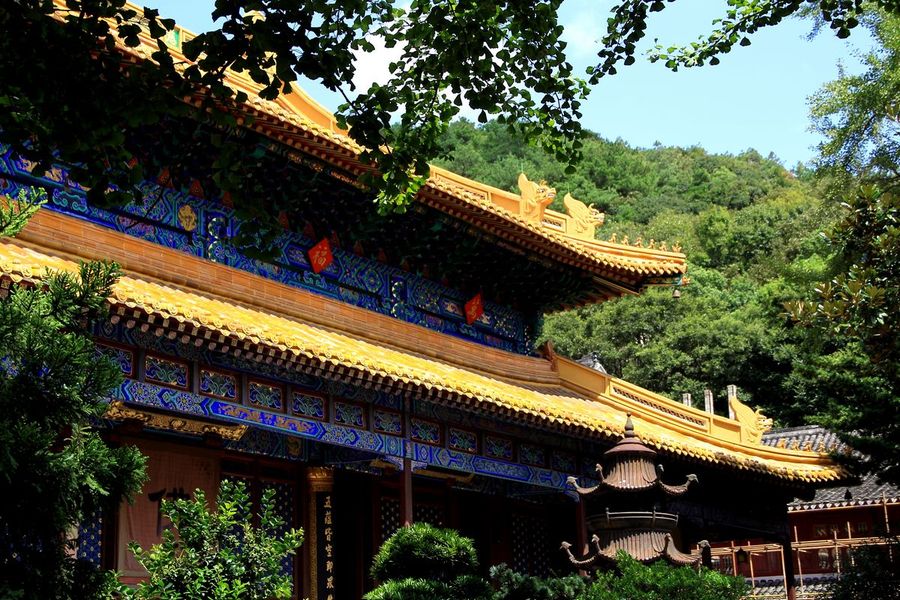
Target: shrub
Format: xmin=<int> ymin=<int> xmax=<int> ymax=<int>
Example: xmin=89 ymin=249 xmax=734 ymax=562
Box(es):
xmin=583 ymin=552 xmax=746 ymax=600
xmin=370 ymin=522 xmax=480 ymax=583
xmin=490 ymin=564 xmax=588 ymax=600
xmin=364 ymin=575 xmax=493 ymax=600
xmin=121 ymin=478 xmax=304 ymax=600
xmin=366 ymin=523 xmax=491 ymax=600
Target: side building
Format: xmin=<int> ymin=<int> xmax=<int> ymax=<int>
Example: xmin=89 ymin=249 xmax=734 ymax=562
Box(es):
xmin=0 ymin=6 xmax=842 ymax=599
xmin=708 ymin=426 xmax=899 ymax=598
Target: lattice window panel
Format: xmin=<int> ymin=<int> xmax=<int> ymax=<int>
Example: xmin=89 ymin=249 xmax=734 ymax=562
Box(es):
xmin=414 ymin=504 xmax=445 ymax=527
xmin=76 ymin=507 xmax=104 ymax=566
xmin=511 ymin=513 xmax=551 ymax=576
xmin=381 ymin=499 xmax=445 ymax=543
xmin=381 ymin=497 xmax=401 ymax=543
xmin=263 ymin=481 xmax=296 ymax=578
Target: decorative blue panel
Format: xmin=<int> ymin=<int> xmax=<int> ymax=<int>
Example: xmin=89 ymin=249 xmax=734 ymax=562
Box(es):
xmin=115 ymin=377 xmax=575 ymax=491
xmin=519 ymin=443 xmax=546 ymax=467
xmin=291 ymin=390 xmax=327 ymax=420
xmin=333 ymin=400 xmax=366 ymax=429
xmin=248 ymin=380 xmax=283 ymax=411
xmin=95 ymin=344 xmax=134 ymax=377
xmin=0 ymin=147 xmax=529 ymax=353
xmin=410 ymin=418 xmax=441 ymax=445
xmin=77 ymin=507 xmax=104 ymax=565
xmin=200 ymin=368 xmax=238 ymax=401
xmin=551 ymin=451 xmax=577 ymax=473
xmin=484 ymin=436 xmax=514 ymax=461
xmin=448 ymin=428 xmax=478 ymax=454
xmin=373 ymin=409 xmax=403 ymax=436
xmin=144 ymin=355 xmax=189 ymax=389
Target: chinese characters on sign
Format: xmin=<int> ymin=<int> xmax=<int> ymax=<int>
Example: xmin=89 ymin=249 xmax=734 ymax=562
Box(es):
xmin=308 ymin=238 xmax=334 ymax=274
xmin=316 ymin=492 xmax=335 ymax=600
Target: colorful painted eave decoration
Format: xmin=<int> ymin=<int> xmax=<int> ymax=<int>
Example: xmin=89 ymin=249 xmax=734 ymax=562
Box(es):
xmin=73 ymin=0 xmax=686 ymax=292
xmin=0 ymin=240 xmax=841 ymax=484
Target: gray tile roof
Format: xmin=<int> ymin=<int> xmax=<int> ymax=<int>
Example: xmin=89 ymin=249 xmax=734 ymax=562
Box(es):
xmin=747 ymin=575 xmax=836 ymax=598
xmin=763 ymin=426 xmax=900 ymax=510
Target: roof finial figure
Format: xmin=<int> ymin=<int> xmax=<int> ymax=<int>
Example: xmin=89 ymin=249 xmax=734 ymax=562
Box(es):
xmin=518 ymin=173 xmax=556 ymax=223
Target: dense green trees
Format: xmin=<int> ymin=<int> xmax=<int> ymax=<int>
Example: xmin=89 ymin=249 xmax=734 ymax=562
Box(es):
xmin=436 ymin=122 xmax=832 ymax=421
xmin=366 ymin=524 xmax=745 ymax=600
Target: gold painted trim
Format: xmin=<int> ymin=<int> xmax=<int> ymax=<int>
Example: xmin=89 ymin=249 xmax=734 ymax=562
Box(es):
xmin=104 ymin=401 xmax=248 ymax=441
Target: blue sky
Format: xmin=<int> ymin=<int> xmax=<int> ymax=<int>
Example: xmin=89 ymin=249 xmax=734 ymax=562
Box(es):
xmin=147 ymin=0 xmax=870 ymax=167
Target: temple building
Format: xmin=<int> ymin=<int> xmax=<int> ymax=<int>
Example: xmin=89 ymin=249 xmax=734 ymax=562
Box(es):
xmin=709 ymin=426 xmax=899 ymax=598
xmin=0 ymin=5 xmax=843 ymax=600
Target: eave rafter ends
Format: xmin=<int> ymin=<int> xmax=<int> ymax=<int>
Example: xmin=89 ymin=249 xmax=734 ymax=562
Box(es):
xmin=0 ymin=241 xmax=839 ymax=485
xmin=61 ymin=1 xmax=685 ymax=298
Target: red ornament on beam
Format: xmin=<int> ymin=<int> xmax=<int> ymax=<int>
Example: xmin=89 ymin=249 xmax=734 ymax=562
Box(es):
xmin=308 ymin=238 xmax=334 ymax=274
xmin=464 ymin=292 xmax=484 ymax=325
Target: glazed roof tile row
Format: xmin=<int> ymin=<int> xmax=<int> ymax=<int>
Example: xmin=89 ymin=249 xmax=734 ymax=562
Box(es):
xmin=0 ymin=239 xmax=840 ymax=484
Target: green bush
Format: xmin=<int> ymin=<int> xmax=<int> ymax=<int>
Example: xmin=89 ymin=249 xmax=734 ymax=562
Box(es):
xmin=121 ymin=479 xmax=304 ymax=600
xmin=366 ymin=523 xmax=490 ymax=600
xmin=370 ymin=522 xmax=480 ymax=583
xmin=490 ymin=564 xmax=588 ymax=600
xmin=364 ymin=575 xmax=493 ymax=600
xmin=583 ymin=552 xmax=746 ymax=600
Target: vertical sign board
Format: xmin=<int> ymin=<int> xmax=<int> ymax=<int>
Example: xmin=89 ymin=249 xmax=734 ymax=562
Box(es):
xmin=316 ymin=491 xmax=335 ymax=600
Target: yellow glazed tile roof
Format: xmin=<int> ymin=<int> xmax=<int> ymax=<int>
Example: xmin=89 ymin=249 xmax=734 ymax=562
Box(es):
xmin=62 ymin=1 xmax=686 ymax=288
xmin=0 ymin=241 xmax=839 ymax=483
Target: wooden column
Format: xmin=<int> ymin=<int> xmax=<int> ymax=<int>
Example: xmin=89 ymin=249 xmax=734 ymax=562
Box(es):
xmin=307 ymin=467 xmax=335 ymax=600
xmin=401 ymin=397 xmax=413 ymax=526
xmin=780 ymin=521 xmax=797 ymax=600
xmin=401 ymin=456 xmax=413 ymax=526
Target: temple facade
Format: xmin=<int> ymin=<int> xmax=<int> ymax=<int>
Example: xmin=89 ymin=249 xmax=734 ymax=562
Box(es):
xmin=0 ymin=5 xmax=843 ymax=600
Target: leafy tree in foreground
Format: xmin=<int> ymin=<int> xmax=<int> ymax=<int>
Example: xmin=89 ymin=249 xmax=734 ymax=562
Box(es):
xmin=0 ymin=189 xmax=147 ymax=600
xmin=0 ymin=0 xmax=889 ymax=218
xmin=122 ymin=478 xmax=304 ymax=600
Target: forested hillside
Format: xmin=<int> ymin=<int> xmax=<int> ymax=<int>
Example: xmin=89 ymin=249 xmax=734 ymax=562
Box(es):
xmin=433 ymin=123 xmax=837 ymax=424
